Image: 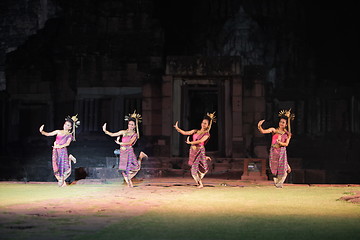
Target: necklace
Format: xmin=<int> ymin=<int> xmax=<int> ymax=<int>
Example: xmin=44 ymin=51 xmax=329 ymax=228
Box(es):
xmin=275 ymin=128 xmax=285 ymax=135
xmin=196 ymin=129 xmax=209 ymax=135
xmin=124 ymin=130 xmax=135 ymax=136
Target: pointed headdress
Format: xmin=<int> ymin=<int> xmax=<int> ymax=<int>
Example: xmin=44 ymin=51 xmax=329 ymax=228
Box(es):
xmin=125 ymin=110 xmax=142 ymax=138
xmin=278 ymin=109 xmax=295 ymax=133
xmin=206 ymin=112 xmax=217 ymax=132
xmin=65 ymin=114 xmax=80 ymax=141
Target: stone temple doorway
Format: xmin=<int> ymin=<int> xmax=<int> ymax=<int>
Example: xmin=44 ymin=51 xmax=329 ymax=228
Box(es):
xmin=168 ymin=56 xmax=243 ymax=158
xmin=179 ymin=83 xmax=222 ymax=157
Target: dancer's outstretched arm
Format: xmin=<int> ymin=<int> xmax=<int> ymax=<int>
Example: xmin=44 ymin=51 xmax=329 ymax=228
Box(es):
xmin=103 ymin=123 xmax=125 ymax=137
xmin=39 ymin=124 xmax=59 ymax=136
xmin=173 ymin=121 xmax=196 ymax=135
xmin=257 ymin=120 xmax=275 ymax=134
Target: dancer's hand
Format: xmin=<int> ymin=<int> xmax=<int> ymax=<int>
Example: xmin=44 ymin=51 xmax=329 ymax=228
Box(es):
xmin=185 ymin=136 xmax=191 ymax=144
xmin=115 ymin=137 xmax=121 ymax=145
xmin=173 ymin=121 xmax=179 ymax=129
xmin=39 ymin=124 xmax=44 ymax=133
xmin=53 ymin=144 xmax=61 ymax=149
xmin=102 ymin=123 xmax=107 ymax=132
xmin=258 ymin=120 xmax=265 ymax=128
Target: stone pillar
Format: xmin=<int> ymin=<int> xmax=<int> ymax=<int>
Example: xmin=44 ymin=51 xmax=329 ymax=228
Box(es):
xmin=142 ymin=83 xmax=162 ymax=155
xmin=171 ymin=78 xmax=182 ymax=156
xmin=224 ymin=79 xmax=232 ymax=157
xmin=245 ymin=79 xmax=267 ymax=158
xmin=232 ymin=76 xmax=244 ymax=157
xmin=161 ymin=75 xmax=173 ymax=156
xmin=142 ymin=83 xmax=162 ymax=136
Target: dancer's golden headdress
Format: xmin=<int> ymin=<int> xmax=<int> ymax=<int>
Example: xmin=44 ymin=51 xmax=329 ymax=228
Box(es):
xmin=206 ymin=112 xmax=217 ymax=132
xmin=65 ymin=114 xmax=80 ymax=141
xmin=278 ymin=109 xmax=295 ymax=132
xmin=125 ymin=110 xmax=142 ymax=138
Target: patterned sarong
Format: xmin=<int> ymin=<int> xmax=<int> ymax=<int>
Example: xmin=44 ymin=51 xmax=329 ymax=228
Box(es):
xmin=189 ymin=146 xmax=209 ymax=182
xmin=52 ymin=134 xmax=73 ymax=181
xmin=269 ymin=131 xmax=290 ymax=176
xmin=118 ymin=133 xmax=140 ymax=180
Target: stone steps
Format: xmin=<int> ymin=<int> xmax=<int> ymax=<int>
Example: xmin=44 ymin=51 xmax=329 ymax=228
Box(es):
xmin=74 ymin=157 xmax=256 ymax=180
xmin=73 ymin=156 xmax=309 ymax=182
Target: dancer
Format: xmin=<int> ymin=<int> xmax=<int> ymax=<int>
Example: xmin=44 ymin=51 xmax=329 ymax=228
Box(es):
xmin=257 ymin=109 xmax=294 ymax=188
xmin=103 ymin=111 xmax=147 ymax=187
xmin=174 ymin=112 xmax=216 ymax=188
xmin=39 ymin=115 xmax=80 ymax=187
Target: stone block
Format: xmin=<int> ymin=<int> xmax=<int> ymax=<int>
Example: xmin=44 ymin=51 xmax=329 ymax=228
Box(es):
xmin=230 ymin=160 xmax=244 ymax=170
xmin=254 ymin=145 xmax=268 ymax=158
xmin=76 ymin=167 xmax=120 ymax=180
xmin=162 ymin=75 xmax=173 ymax=82
xmin=288 ymin=158 xmax=303 ymax=169
xmin=226 ymin=170 xmax=244 ymax=180
xmin=162 ymin=169 xmax=185 ymax=177
xmin=253 ymin=82 xmax=265 ymax=97
xmin=254 ymin=98 xmax=265 ymax=113
xmin=141 ymin=161 xmax=162 ymax=169
xmin=232 ymin=140 xmax=246 ymax=157
xmin=162 ymin=81 xmax=172 ymax=97
xmin=232 ymin=82 xmax=242 ymax=96
xmin=161 ymin=162 xmax=173 ymax=169
xmin=305 ymin=169 xmax=326 ymax=184
xmin=212 ymin=163 xmax=231 ymax=173
xmin=254 ymin=112 xmax=265 ymax=125
xmin=138 ymin=168 xmax=164 ymax=178
xmin=287 ymin=169 xmax=305 ymax=184
xmin=241 ymin=171 xmax=267 ymax=181
xmin=232 ymin=96 xmax=242 ymax=111
xmin=142 ymin=84 xmax=153 ymax=98
xmin=106 ymin=157 xmax=118 ymax=168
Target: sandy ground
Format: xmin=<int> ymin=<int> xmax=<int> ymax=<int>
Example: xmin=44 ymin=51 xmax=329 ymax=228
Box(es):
xmin=0 ymin=178 xmax=249 ymax=240
xmin=0 ymin=178 xmax=359 ymax=240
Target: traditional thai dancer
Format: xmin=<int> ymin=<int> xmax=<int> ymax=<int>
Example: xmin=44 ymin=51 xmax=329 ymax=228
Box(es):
xmin=174 ymin=112 xmax=216 ymax=188
xmin=103 ymin=111 xmax=148 ymax=188
xmin=39 ymin=115 xmax=80 ymax=187
xmin=257 ymin=109 xmax=294 ymax=188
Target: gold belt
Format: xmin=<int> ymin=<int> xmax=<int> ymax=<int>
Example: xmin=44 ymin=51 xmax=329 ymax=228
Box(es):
xmin=191 ymin=145 xmax=204 ymax=150
xmin=120 ymin=146 xmax=132 ymax=151
xmin=271 ymin=143 xmax=281 ymax=148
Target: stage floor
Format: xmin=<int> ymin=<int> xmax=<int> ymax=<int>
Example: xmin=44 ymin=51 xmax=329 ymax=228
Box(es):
xmin=1 ymin=178 xmax=360 ymax=240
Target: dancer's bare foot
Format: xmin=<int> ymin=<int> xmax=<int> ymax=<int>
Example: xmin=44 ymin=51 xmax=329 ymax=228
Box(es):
xmin=58 ymin=177 xmax=65 ymax=187
xmin=69 ymin=154 xmax=76 ymax=163
xmin=197 ymin=180 xmax=204 ymax=189
xmin=139 ymin=152 xmax=148 ymax=161
xmin=59 ymin=179 xmax=67 ymax=187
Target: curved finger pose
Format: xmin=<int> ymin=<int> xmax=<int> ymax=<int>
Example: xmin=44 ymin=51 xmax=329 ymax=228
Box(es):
xmin=258 ymin=109 xmax=295 ymax=188
xmin=39 ymin=115 xmax=80 ymax=187
xmin=103 ymin=111 xmax=147 ymax=188
xmin=174 ymin=112 xmax=216 ymax=188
